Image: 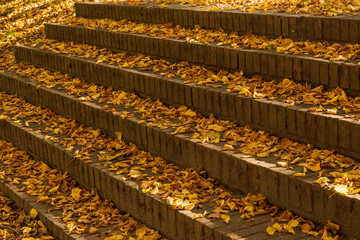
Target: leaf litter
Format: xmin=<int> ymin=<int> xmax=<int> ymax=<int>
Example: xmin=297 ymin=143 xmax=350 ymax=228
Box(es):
xmin=65 ymin=16 xmax=360 ymax=63
xmin=0 ymin=89 xmax=341 ymax=239
xmin=21 ymin=38 xmax=360 ymax=121
xmin=0 ymin=139 xmax=164 ymax=240
xmin=86 ymin=0 xmax=360 ymax=16
xmin=0 ymin=0 xmax=353 ymax=238
xmin=0 ymin=190 xmax=54 ymax=239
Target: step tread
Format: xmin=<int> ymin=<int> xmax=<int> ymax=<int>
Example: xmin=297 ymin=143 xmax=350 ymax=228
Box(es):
xmin=74 ymin=2 xmax=360 ymax=43
xmin=0 ymin=187 xmax=56 ymax=239
xmin=44 ymin=22 xmax=360 ymax=96
xmin=54 ymin=18 xmax=360 ymax=65
xmin=0 ymin=161 xmax=121 ymax=240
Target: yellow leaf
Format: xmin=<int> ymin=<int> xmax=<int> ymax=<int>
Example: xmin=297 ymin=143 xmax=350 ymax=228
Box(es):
xmin=326 ymin=108 xmax=337 ymax=114
xmin=104 ymin=235 xmax=125 ymax=240
xmin=294 ymin=172 xmax=307 ymax=177
xmin=223 ymin=144 xmax=234 ymax=151
xmin=89 ymin=227 xmax=99 ymax=234
xmin=91 ymin=93 xmax=100 ymax=99
xmin=185 ymin=203 xmax=196 ymax=211
xmin=207 ymin=124 xmax=226 ymax=132
xmin=305 ymin=162 xmax=321 ymax=172
xmin=266 ymin=226 xmax=276 ymax=235
xmin=288 ymin=219 xmax=299 ymax=228
xmin=307 ymin=231 xmax=319 ymax=237
xmin=277 ymin=161 xmax=288 ymax=168
xmin=48 ymin=185 xmax=59 ymax=193
xmin=192 ymin=213 xmax=204 ymax=219
xmin=221 ymin=214 xmax=230 ymax=223
xmin=272 ymin=223 xmax=283 ymax=231
xmin=314 ymin=177 xmax=329 ymax=184
xmin=30 ymin=208 xmax=38 ymax=219
xmin=190 ymin=132 xmax=200 ymax=139
xmin=283 ymin=224 xmax=295 ymax=235
xmin=150 ymin=186 xmax=159 ymax=195
xmin=22 ymin=227 xmax=32 ymax=234
xmin=38 ymin=220 xmax=47 ymax=232
xmin=326 ymin=220 xmax=340 ymax=234
xmin=301 ymin=223 xmax=312 ymax=233
xmin=256 ymin=151 xmax=270 ymax=157
xmin=334 ymin=184 xmax=350 ymax=195
xmin=115 ymin=132 xmax=122 ymax=141
xmin=71 ymin=188 xmax=82 ymax=202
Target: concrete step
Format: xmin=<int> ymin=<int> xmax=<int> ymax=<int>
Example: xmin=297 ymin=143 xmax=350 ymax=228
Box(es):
xmin=14 ymin=44 xmax=360 ymax=165
xmin=74 ymin=2 xmax=360 ymax=44
xmin=0 ymin=64 xmax=357 ymax=238
xmin=44 ymin=23 xmax=360 ymax=97
xmin=0 ymin=90 xmax=315 ymax=240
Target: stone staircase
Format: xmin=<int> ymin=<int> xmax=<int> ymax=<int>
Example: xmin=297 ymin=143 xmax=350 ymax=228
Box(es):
xmin=0 ymin=1 xmax=359 ymax=239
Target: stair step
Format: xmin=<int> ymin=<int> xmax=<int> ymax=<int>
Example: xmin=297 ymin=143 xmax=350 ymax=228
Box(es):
xmin=0 ymin=63 xmax=357 ymax=237
xmin=0 ymin=184 xmax=56 ymax=239
xmin=0 ymin=180 xmax=97 ymax=240
xmin=44 ymin=23 xmax=360 ymax=97
xmin=74 ymin=2 xmax=360 ymax=44
xmin=14 ymin=44 xmax=360 ymax=164
xmin=0 ymin=91 xmax=316 ymax=240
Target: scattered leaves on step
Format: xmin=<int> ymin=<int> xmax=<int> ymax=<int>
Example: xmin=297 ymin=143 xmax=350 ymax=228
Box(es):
xmin=24 ymin=37 xmax=360 ymax=121
xmin=0 ymin=191 xmax=54 ymax=239
xmin=0 ymin=89 xmax=343 ymax=238
xmin=2 ymin=50 xmax=360 ymax=196
xmin=65 ymin=16 xmax=360 ymax=63
xmin=95 ymin=0 xmax=360 ymax=15
xmin=0 ymin=139 xmax=164 ymax=239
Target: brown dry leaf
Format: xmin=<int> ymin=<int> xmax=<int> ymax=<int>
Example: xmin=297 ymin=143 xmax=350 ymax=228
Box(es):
xmin=301 ymin=223 xmax=312 ymax=233
xmin=208 ymin=212 xmax=221 ymax=219
xmin=325 ymin=221 xmax=340 ymax=234
xmin=89 ymin=227 xmax=99 ymax=234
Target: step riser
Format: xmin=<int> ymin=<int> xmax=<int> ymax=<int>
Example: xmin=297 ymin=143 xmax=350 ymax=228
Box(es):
xmin=0 ymin=70 xmax=358 ymax=237
xmin=45 ymin=23 xmax=360 ymax=97
xmin=74 ymin=2 xmax=360 ymax=44
xmin=14 ymin=45 xmax=360 ymax=165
